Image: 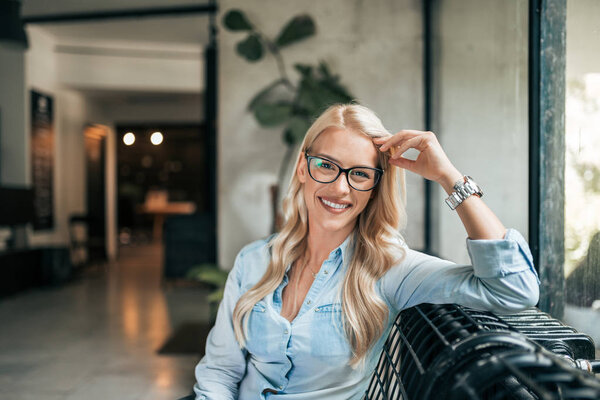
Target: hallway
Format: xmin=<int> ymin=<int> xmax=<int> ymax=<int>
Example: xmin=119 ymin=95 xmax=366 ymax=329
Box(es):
xmin=0 ymin=244 xmax=208 ymax=400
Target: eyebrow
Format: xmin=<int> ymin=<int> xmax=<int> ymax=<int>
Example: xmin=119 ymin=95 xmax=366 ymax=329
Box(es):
xmin=313 ymin=152 xmax=378 ymax=169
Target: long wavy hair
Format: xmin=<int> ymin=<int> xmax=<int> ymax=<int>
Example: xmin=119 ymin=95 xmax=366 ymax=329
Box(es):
xmin=232 ymin=103 xmax=407 ymax=366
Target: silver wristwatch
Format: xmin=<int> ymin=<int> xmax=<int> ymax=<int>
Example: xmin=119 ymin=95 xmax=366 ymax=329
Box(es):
xmin=445 ymin=176 xmax=483 ymax=210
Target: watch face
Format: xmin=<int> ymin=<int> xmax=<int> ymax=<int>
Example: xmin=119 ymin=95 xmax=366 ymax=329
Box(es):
xmin=465 ymin=177 xmax=483 ymax=196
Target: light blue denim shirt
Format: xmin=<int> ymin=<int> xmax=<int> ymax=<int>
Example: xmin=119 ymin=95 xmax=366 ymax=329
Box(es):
xmin=193 ymin=229 xmax=540 ymax=400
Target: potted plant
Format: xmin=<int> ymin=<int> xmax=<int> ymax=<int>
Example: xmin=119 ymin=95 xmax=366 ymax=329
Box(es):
xmin=187 ymin=263 xmax=229 ymax=323
xmin=223 ymin=9 xmax=355 ymax=231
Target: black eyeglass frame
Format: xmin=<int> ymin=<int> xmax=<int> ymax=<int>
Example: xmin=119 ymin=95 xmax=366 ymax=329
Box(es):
xmin=304 ymin=151 xmax=384 ymax=192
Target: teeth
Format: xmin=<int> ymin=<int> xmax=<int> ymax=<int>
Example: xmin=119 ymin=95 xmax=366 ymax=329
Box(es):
xmin=321 ymin=198 xmax=350 ymax=209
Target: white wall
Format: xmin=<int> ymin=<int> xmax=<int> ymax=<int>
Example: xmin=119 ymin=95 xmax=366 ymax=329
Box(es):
xmin=25 ymin=27 xmax=88 ymax=248
xmin=56 ymin=46 xmax=203 ymax=93
xmin=433 ymin=0 xmax=529 ymax=263
xmin=91 ymin=92 xmax=203 ymax=124
xmin=218 ymin=0 xmax=425 ymax=268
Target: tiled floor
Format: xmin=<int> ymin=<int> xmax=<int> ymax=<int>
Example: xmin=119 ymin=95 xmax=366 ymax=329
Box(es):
xmin=0 ymin=243 xmax=209 ymax=400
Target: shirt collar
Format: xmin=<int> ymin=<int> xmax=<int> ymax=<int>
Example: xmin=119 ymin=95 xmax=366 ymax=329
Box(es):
xmin=329 ymin=232 xmax=354 ymax=265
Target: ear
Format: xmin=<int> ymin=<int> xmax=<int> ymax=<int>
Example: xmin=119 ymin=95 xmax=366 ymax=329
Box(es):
xmin=296 ymin=153 xmax=307 ymax=184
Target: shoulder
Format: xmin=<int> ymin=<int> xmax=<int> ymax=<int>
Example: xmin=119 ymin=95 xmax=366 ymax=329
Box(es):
xmin=380 ymin=244 xmax=454 ymax=283
xmin=237 ymin=234 xmax=273 ymax=259
xmin=232 ymin=234 xmax=275 ymax=289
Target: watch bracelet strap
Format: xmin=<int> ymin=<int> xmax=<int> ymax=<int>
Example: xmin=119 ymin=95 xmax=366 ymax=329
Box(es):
xmin=445 ymin=176 xmax=482 ymax=210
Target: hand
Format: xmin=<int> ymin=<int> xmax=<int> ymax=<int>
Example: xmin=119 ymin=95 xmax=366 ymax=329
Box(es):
xmin=372 ymin=130 xmax=462 ymax=190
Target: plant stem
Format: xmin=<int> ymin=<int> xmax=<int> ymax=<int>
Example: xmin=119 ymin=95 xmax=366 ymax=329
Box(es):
xmin=254 ymin=30 xmax=296 ymax=92
xmin=271 ymin=46 xmax=296 ymax=92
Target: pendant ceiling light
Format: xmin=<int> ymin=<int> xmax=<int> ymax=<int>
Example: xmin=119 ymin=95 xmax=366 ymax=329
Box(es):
xmin=0 ymin=0 xmax=28 ymax=49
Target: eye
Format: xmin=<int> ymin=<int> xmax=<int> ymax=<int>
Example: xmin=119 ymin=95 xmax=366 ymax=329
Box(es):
xmin=316 ymin=159 xmax=334 ymax=170
xmin=350 ymin=169 xmax=372 ymax=179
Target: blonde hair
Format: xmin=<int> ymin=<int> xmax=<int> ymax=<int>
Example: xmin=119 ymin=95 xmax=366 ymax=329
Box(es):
xmin=232 ymin=103 xmax=407 ymax=366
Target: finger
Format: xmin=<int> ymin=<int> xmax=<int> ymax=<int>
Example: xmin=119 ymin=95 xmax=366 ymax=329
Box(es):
xmin=390 ymin=136 xmax=425 ymax=159
xmin=390 ymin=157 xmax=416 ymax=171
xmin=379 ymin=130 xmax=420 ymax=151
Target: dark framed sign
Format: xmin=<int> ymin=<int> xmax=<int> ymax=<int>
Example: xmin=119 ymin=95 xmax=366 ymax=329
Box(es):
xmin=30 ymin=90 xmax=55 ymax=231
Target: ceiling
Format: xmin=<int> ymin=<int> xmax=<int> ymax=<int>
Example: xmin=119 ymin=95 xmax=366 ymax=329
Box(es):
xmin=21 ymin=1 xmax=212 ymax=48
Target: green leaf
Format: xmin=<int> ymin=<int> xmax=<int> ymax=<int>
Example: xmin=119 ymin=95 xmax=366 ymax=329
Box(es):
xmin=207 ymin=288 xmax=225 ymax=304
xmin=293 ymin=61 xmax=354 ymax=118
xmin=275 ymin=15 xmax=316 ymax=48
xmin=284 ymin=116 xmax=311 ymax=145
xmin=223 ymin=10 xmax=252 ymax=31
xmin=236 ymin=34 xmax=263 ymax=62
xmin=295 ymin=75 xmax=324 ymax=114
xmin=318 ymin=60 xmax=335 ymax=79
xmin=187 ymin=264 xmax=229 ymax=287
xmin=294 ymin=63 xmax=313 ymax=77
xmin=248 ymin=79 xmax=286 ymax=111
xmin=253 ymin=101 xmax=293 ymax=127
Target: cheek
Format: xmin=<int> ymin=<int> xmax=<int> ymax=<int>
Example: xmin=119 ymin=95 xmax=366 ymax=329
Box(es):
xmin=353 ymin=193 xmax=372 ymax=214
xmin=302 ymin=181 xmax=318 ymax=206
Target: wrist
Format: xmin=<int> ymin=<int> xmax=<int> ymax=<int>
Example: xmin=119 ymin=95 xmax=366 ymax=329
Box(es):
xmin=444 ymin=175 xmax=484 ymax=210
xmin=438 ymin=169 xmax=463 ymax=195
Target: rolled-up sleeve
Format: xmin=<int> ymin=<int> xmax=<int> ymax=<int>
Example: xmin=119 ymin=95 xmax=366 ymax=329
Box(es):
xmin=381 ymin=229 xmax=540 ymax=314
xmin=193 ymin=251 xmax=248 ymax=399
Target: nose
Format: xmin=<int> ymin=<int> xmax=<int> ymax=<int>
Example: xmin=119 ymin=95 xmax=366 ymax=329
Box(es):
xmin=332 ymin=171 xmax=352 ymax=194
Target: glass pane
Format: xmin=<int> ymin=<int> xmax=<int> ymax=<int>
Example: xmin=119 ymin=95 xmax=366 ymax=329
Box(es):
xmin=432 ymin=0 xmax=529 ymax=263
xmin=564 ymin=0 xmax=600 ymax=356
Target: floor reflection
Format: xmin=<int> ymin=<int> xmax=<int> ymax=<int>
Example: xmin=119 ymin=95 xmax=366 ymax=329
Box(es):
xmin=0 ymin=242 xmax=209 ymax=400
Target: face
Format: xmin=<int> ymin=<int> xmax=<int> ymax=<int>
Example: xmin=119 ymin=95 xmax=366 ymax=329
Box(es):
xmin=297 ymin=127 xmax=380 ymax=236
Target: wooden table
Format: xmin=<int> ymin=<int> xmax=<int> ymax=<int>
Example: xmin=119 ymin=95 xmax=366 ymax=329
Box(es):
xmin=137 ymin=202 xmax=196 ymax=241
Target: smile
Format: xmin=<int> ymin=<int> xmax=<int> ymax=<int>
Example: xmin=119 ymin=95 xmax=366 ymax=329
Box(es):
xmin=319 ymin=197 xmax=352 ymax=212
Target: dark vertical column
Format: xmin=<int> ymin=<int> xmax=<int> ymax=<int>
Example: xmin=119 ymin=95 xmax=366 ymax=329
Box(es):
xmin=205 ymin=0 xmax=218 ymax=263
xmin=529 ymin=0 xmax=566 ymax=318
xmin=423 ymin=0 xmax=433 ymax=254
xmin=85 ymin=128 xmax=107 ymax=262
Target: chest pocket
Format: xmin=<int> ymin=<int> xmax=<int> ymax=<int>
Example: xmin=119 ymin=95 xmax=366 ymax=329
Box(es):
xmin=310 ymin=303 xmax=351 ymax=358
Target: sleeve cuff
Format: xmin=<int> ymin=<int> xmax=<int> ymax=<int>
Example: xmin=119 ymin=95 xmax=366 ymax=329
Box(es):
xmin=466 ymin=228 xmax=540 ymax=284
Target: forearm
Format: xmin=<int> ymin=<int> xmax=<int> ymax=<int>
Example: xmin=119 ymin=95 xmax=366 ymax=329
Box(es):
xmin=438 ymin=168 xmax=507 ymax=240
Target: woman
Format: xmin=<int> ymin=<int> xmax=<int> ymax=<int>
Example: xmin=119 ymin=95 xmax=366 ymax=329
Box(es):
xmin=193 ymin=104 xmax=540 ymax=399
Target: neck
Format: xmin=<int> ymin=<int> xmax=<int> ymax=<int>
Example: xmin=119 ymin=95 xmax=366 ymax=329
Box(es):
xmin=305 ymin=221 xmax=354 ymax=264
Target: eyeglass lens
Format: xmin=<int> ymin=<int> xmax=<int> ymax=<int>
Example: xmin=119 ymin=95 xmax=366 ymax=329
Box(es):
xmin=308 ymin=157 xmax=379 ymax=191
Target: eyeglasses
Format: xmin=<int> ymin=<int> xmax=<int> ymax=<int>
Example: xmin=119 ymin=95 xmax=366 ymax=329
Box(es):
xmin=304 ymin=151 xmax=384 ymax=192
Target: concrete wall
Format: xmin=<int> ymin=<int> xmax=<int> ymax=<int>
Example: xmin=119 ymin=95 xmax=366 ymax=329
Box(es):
xmin=218 ymin=0 xmax=425 ymax=268
xmin=432 ymin=0 xmax=529 ymax=263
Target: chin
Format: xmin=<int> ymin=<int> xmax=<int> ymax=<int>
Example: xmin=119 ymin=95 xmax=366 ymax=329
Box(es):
xmin=318 ymin=216 xmax=357 ymax=234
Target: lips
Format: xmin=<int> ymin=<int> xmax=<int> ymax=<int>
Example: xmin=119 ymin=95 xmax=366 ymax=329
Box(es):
xmin=318 ymin=196 xmax=352 ymax=213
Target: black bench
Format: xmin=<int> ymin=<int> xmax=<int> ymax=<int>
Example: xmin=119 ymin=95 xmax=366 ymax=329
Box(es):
xmin=179 ymin=304 xmax=600 ymax=399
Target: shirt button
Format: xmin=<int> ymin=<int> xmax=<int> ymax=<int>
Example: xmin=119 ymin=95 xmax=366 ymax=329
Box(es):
xmin=324 ymin=270 xmax=329 ymax=274
xmin=307 ymin=300 xmax=311 ymax=305
xmin=284 ymin=329 xmax=289 ymax=334
xmin=279 ymin=385 xmax=283 ymax=390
